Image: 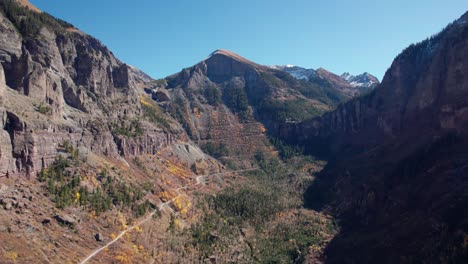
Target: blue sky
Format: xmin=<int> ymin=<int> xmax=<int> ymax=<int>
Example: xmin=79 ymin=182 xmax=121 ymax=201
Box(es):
xmin=31 ymin=0 xmax=466 ymax=80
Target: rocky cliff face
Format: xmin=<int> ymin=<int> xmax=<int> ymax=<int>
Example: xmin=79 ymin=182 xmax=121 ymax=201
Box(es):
xmin=0 ymin=5 xmax=186 ymax=177
xmin=281 ymin=11 xmax=468 ymax=263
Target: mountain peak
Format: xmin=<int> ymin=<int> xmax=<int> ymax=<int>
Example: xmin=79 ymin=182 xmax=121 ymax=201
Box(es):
xmin=208 ymin=49 xmax=260 ymax=67
xmin=341 ymin=72 xmax=379 ymax=88
xmin=210 ymin=49 xmax=235 ymax=56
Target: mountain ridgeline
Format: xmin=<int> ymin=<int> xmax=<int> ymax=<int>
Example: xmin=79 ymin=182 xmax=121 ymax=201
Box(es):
xmin=274 ymin=65 xmax=379 ymax=97
xmin=151 ymin=49 xmax=373 ymax=167
xmin=0 ymin=0 xmax=466 ymax=263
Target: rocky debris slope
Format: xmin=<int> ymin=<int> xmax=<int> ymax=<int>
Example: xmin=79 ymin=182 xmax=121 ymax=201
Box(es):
xmin=281 ymin=11 xmax=468 ymax=264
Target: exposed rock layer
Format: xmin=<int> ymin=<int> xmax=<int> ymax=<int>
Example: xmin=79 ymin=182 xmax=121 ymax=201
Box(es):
xmin=0 ymin=10 xmax=182 ymax=177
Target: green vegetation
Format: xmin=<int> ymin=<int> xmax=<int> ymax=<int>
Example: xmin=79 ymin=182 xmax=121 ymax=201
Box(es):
xmin=169 ymin=95 xmax=201 ymax=139
xmin=209 ymin=186 xmax=284 ymax=226
xmin=0 ymin=0 xmax=74 ymax=39
xmin=34 ymin=103 xmax=52 ymax=115
xmin=269 ymin=136 xmax=305 ymax=159
xmin=111 ymin=119 xmax=143 ymax=137
xmin=255 ymin=215 xmax=335 ymax=262
xmin=38 ymin=143 xmax=150 ymax=216
xmin=151 ymin=78 xmax=167 ymax=87
xmin=201 ymin=142 xmax=229 ymax=159
xmin=168 ymin=94 xmax=198 ymax=138
xmin=168 ymin=151 xmax=336 ymax=262
xmin=222 ymin=86 xmax=249 ymax=118
xmin=257 ymin=98 xmax=323 ymax=122
xmin=260 ymin=71 xmax=282 ymax=87
xmin=204 ymin=85 xmax=222 ymax=106
xmin=170 ymin=95 xmax=186 ymax=123
xmin=141 ymin=99 xmax=171 ymax=130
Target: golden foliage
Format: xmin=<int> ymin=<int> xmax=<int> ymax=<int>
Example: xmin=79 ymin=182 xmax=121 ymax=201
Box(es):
xmin=165 ymin=160 xmax=190 ymax=178
xmin=74 ymin=191 xmax=80 ymax=204
xmin=139 ymin=95 xmax=155 ymax=108
xmin=158 ymin=190 xmax=176 ymax=202
xmin=173 ymin=195 xmax=192 ymax=217
xmin=117 ymin=212 xmax=128 ymax=230
xmin=114 ymin=253 xmax=132 ymax=264
xmin=3 ymin=251 xmax=18 ymax=261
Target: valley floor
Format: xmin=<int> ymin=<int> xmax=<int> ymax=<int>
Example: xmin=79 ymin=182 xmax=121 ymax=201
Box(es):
xmin=0 ymin=149 xmax=337 ymax=264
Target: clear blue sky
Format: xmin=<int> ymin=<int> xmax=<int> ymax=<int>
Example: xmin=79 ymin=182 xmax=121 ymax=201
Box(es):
xmin=31 ymin=0 xmax=466 ymax=80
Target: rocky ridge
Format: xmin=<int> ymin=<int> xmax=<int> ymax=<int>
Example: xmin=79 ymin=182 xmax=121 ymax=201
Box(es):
xmin=280 ymin=11 xmax=468 ymax=263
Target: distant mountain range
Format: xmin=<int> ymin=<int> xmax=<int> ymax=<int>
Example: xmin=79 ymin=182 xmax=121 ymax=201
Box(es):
xmin=272 ymin=65 xmax=379 ymax=97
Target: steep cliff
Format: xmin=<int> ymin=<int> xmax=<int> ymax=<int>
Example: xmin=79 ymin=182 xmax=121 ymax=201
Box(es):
xmin=282 ymin=11 xmax=468 ymax=263
xmin=0 ymin=1 xmax=189 ymax=177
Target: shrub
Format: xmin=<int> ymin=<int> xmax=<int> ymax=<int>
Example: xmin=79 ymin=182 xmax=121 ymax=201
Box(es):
xmin=111 ymin=119 xmax=143 ymax=137
xmin=35 ymin=103 xmax=52 ymax=115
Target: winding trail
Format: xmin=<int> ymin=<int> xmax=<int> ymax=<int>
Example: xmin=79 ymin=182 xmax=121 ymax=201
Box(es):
xmin=78 ymin=197 xmax=174 ymax=264
xmin=78 ymin=168 xmax=258 ymax=264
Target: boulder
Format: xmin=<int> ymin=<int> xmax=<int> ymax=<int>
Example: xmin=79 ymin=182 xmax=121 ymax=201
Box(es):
xmin=54 ymin=214 xmax=75 ymax=227
xmin=95 ymin=233 xmax=104 ymax=242
xmin=3 ymin=200 xmax=12 ymax=210
xmin=152 ymin=88 xmax=171 ymax=102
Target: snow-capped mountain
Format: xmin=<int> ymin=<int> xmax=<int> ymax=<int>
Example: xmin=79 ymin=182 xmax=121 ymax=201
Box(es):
xmin=341 ymin=72 xmax=379 ymax=88
xmin=270 ymin=65 xmax=319 ymax=80
xmin=272 ymin=65 xmax=379 ymax=97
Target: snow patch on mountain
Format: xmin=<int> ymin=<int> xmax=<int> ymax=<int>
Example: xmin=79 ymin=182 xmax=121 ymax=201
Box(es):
xmin=271 ymin=65 xmax=318 ymax=80
xmin=271 ymin=65 xmax=379 ymax=90
xmin=341 ymin=72 xmax=379 ymax=88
